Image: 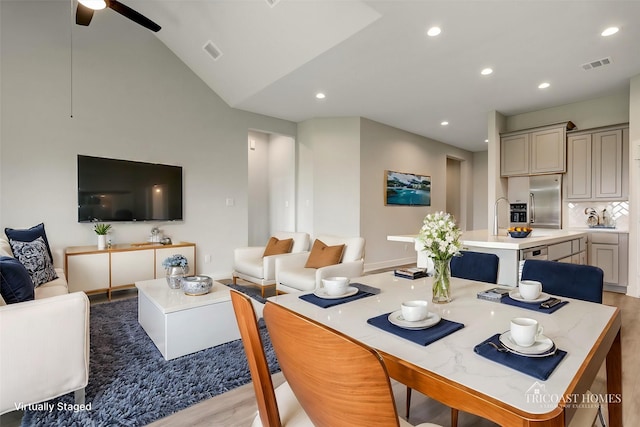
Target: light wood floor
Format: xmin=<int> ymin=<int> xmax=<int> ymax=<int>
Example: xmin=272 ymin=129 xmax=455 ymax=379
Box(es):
xmin=2 ymin=288 xmax=638 ymax=427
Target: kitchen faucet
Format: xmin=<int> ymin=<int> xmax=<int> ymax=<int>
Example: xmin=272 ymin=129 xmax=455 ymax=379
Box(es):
xmin=493 ymin=197 xmax=510 ymax=236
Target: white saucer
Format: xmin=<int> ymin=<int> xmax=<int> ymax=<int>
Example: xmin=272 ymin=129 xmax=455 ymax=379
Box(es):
xmin=387 ymin=310 xmax=441 ymax=330
xmin=314 ymin=286 xmax=358 ymax=299
xmin=509 ymin=290 xmax=550 ymax=304
xmin=499 ymin=331 xmax=555 ymax=356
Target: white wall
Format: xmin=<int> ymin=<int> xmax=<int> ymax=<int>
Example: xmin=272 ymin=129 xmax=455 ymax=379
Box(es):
xmin=505 ymin=90 xmax=630 ymax=132
xmin=248 ymin=131 xmax=270 ymax=245
xmin=628 ymin=75 xmax=640 ymax=298
xmin=360 ymin=118 xmax=474 ymax=271
xmin=0 ymin=1 xmax=296 ymax=276
xmin=268 ymin=134 xmax=296 ymax=234
xmin=473 ymin=151 xmax=489 ymax=229
xmin=296 ymin=118 xmax=361 ymax=238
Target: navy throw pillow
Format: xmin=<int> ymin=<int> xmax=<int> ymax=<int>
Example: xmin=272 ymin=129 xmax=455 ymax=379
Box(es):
xmin=5 ymin=223 xmax=54 ymax=263
xmin=0 ymin=256 xmax=35 ymax=304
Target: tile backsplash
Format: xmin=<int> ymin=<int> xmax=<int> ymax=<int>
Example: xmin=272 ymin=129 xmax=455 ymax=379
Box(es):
xmin=565 ymin=201 xmax=629 ymax=230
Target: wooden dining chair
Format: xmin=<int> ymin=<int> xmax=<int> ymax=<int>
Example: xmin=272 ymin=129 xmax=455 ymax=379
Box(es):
xmin=263 ymin=301 xmax=442 ymax=427
xmin=230 ymin=290 xmax=312 ymax=427
xmin=406 ymin=251 xmax=500 ymax=423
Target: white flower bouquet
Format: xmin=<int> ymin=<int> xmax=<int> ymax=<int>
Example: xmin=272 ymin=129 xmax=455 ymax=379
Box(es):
xmin=417 ymin=211 xmax=462 ymax=261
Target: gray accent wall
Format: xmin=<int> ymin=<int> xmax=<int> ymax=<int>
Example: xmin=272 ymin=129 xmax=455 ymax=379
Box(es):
xmin=0 ymin=1 xmax=296 ymax=275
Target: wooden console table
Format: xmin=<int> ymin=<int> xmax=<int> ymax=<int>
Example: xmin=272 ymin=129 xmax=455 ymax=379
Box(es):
xmin=65 ymin=242 xmax=196 ymax=299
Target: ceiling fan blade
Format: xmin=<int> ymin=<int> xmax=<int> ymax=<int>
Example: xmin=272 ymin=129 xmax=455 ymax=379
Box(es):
xmin=108 ymin=0 xmax=161 ymax=32
xmin=76 ymin=3 xmax=94 ymax=26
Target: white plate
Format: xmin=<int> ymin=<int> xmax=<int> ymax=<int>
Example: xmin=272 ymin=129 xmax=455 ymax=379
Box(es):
xmin=508 ymin=290 xmax=550 ymax=304
xmin=387 ymin=310 xmax=442 ymax=330
xmin=313 ymin=286 xmax=358 ymax=299
xmin=499 ymin=331 xmax=555 ymax=355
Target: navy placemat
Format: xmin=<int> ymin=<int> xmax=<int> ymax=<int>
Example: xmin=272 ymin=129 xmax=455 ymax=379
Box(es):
xmin=366 ymin=312 xmax=464 ymax=346
xmin=474 ymin=333 xmax=567 ymax=380
xmin=502 ymin=296 xmax=569 ymax=314
xmin=299 ymin=283 xmax=377 ymax=308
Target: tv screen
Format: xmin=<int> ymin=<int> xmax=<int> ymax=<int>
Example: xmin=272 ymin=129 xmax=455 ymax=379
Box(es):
xmin=78 ymin=155 xmax=183 ymax=223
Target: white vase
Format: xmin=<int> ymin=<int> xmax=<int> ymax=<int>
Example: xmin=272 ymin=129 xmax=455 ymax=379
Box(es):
xmin=97 ymin=235 xmax=107 ymax=250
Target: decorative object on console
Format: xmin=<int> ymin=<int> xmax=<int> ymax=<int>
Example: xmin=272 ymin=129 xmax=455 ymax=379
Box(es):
xmin=162 ymin=254 xmax=189 ymax=289
xmin=417 ymin=211 xmax=462 ymax=304
xmin=93 ymin=222 xmax=112 ymax=250
xmin=385 ymin=170 xmax=431 ymax=206
xmin=180 ymin=275 xmax=213 ymax=296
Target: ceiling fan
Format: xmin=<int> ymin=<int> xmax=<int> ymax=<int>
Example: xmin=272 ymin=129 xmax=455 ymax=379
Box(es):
xmin=75 ymin=0 xmax=161 ymax=32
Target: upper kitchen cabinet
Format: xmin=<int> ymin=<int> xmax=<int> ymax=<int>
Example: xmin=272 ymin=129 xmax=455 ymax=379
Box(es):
xmin=500 ymin=122 xmax=575 ymax=177
xmin=566 ymin=124 xmax=628 ymax=201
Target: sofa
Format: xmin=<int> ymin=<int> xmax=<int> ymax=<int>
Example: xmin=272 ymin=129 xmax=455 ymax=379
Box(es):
xmin=0 ymin=235 xmax=90 ymax=415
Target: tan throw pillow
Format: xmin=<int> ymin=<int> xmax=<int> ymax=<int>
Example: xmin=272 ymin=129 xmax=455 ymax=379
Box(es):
xmin=263 ymin=237 xmax=294 ymax=257
xmin=304 ymin=239 xmax=345 ymax=268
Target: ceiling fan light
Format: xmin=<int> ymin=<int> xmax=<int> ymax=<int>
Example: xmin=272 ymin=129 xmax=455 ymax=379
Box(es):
xmin=79 ymin=0 xmax=107 ymax=10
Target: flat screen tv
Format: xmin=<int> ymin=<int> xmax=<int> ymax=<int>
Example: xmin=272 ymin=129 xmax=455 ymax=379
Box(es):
xmin=78 ymin=155 xmax=183 ymax=223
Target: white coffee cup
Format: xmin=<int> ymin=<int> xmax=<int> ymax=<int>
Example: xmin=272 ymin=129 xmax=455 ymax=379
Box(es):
xmin=519 ymin=280 xmax=542 ymax=300
xmin=401 ymin=300 xmax=429 ymax=322
xmin=510 ymin=317 xmax=543 ymax=347
xmin=322 ymin=277 xmax=349 ymax=296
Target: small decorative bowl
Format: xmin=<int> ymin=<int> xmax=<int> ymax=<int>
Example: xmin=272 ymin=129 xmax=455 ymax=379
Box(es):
xmin=508 ymin=230 xmax=532 ymax=238
xmin=180 ymin=275 xmax=213 ymax=296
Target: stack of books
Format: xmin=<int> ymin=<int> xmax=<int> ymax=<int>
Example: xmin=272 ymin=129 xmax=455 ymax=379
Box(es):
xmin=477 ymin=287 xmax=510 ymax=302
xmin=393 ymin=267 xmax=428 ymax=280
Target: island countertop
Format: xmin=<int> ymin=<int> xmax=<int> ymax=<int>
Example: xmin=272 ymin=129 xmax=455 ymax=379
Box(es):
xmin=388 ymin=229 xmax=589 ymax=251
xmin=461 ymin=229 xmax=588 ymax=250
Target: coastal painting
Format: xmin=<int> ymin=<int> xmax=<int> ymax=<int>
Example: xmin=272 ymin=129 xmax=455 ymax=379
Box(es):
xmin=385 ymin=170 xmax=431 ymax=206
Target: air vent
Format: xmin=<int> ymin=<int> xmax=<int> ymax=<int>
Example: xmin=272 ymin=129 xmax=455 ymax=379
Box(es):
xmin=581 ymin=57 xmax=612 ymax=71
xmin=265 ymin=0 xmax=281 ymax=7
xmin=203 ymin=41 xmax=222 ymax=61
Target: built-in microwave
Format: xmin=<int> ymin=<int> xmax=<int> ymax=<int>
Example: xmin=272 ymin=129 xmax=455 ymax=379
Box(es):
xmin=510 ymin=203 xmax=528 ymax=225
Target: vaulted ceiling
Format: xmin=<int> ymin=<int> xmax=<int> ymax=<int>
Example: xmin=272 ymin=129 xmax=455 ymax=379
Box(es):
xmin=88 ymin=0 xmax=640 ymax=151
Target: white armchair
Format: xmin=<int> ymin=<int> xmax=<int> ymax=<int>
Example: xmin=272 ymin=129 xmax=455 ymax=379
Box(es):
xmin=275 ymin=235 xmax=365 ymax=294
xmin=232 ymin=232 xmax=311 ymax=297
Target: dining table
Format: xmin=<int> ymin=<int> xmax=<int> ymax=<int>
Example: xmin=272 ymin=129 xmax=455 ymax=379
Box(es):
xmin=267 ymin=271 xmax=622 ymax=427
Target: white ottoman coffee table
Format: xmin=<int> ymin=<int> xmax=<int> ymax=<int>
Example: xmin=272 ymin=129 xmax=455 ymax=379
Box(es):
xmin=136 ymin=276 xmax=240 ymax=360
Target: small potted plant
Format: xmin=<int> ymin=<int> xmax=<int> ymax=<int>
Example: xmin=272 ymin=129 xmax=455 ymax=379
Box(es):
xmin=162 ymin=254 xmax=189 ymax=289
xmin=93 ymin=222 xmax=112 ymax=250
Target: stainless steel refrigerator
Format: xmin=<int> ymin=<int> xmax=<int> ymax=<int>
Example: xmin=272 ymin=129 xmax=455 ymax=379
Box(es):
xmin=508 ymin=174 xmax=562 ymax=229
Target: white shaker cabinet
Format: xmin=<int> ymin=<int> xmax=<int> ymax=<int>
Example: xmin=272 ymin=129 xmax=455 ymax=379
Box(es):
xmin=500 ymin=123 xmax=572 ymax=177
xmin=566 ymin=125 xmax=628 ymax=201
xmin=588 ymin=232 xmax=628 ymax=290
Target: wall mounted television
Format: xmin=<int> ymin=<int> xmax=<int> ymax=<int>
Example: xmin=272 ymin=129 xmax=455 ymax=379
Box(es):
xmin=78 ymin=155 xmax=183 ymax=223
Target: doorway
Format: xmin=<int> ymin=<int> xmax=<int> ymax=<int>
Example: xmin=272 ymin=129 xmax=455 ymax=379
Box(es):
xmin=247 ymin=130 xmax=296 ymax=245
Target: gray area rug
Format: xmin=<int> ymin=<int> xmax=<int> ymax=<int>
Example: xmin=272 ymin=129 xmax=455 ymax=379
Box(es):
xmin=21 ymin=296 xmax=277 ymax=426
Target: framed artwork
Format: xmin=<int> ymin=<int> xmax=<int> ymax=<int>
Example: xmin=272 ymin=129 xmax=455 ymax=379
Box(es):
xmin=385 ymin=170 xmax=431 ymax=206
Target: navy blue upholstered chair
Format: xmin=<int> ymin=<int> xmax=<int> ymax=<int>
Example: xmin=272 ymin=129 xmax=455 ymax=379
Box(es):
xmin=406 ymin=251 xmax=500 ymax=425
xmin=450 ymin=250 xmax=500 ymax=284
xmin=520 ymin=259 xmax=604 ymax=303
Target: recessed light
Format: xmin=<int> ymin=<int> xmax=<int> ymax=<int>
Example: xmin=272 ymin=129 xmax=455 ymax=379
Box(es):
xmin=538 ymin=82 xmax=550 ymax=89
xmin=481 ymin=68 xmax=493 ymax=76
xmin=484 ymin=139 xmax=489 ymax=143
xmin=441 ymin=121 xmax=449 ymax=126
xmin=427 ymin=27 xmax=441 ymax=37
xmin=315 ymin=92 xmax=326 ymax=99
xmin=601 ymin=27 xmax=619 ymax=37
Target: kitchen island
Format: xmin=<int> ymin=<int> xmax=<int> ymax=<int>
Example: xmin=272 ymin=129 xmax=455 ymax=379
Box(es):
xmin=388 ymin=229 xmax=588 ymax=286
